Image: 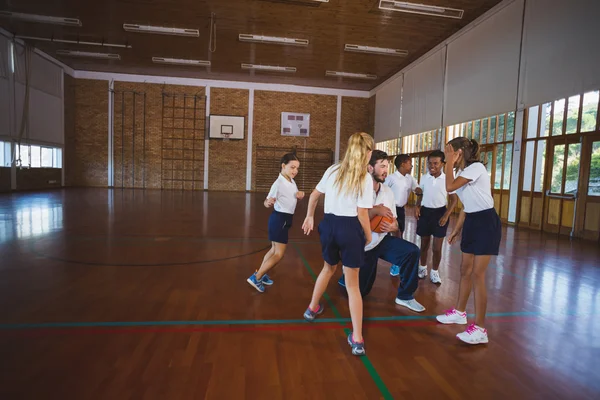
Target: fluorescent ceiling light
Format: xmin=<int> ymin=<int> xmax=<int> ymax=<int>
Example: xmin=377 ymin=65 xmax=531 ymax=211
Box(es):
xmin=123 ymin=23 xmax=199 ymax=37
xmin=241 ymin=63 xmax=296 ymax=73
xmin=0 ymin=11 xmax=82 ymax=26
xmin=378 ymin=1 xmax=464 ymax=19
xmin=16 ymin=35 xmax=131 ymax=49
xmin=239 ymin=34 xmax=308 ymax=46
xmin=56 ymin=50 xmax=120 ymax=60
xmin=326 ymin=70 xmax=377 ymax=80
xmin=153 ymin=57 xmax=210 ymax=66
xmin=344 ymin=44 xmax=408 ymax=57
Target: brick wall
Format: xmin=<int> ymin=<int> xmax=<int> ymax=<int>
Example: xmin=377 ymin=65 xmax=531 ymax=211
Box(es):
xmin=63 ymin=74 xmax=75 ymax=186
xmin=67 ymin=79 xmax=108 ymax=187
xmin=252 ymin=91 xmax=337 ymax=191
xmin=16 ymin=168 xmax=61 ymax=191
xmin=113 ymin=82 xmax=205 ymax=190
xmin=340 ymin=97 xmax=373 ymax=159
xmin=208 ymin=88 xmax=248 ymax=191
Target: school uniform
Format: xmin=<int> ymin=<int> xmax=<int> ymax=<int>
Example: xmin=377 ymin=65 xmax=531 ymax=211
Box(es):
xmin=454 ymin=162 xmax=501 ymax=255
xmin=266 ymin=173 xmax=298 ymax=244
xmin=338 ymin=183 xmax=420 ymax=300
xmin=417 ymin=172 xmax=450 ymax=238
xmin=315 ymin=164 xmax=373 ymax=268
xmin=384 ymin=171 xmax=419 ymax=232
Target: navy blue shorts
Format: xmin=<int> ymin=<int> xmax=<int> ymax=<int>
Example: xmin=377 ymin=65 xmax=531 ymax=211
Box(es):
xmin=461 ymin=208 xmax=501 ymax=255
xmin=318 ymin=214 xmax=366 ymax=268
xmin=268 ymin=210 xmax=294 ymax=244
xmin=396 ymin=206 xmax=406 ymax=232
xmin=417 ymin=206 xmax=449 ymax=238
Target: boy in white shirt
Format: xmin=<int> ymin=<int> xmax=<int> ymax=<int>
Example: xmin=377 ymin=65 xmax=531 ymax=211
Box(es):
xmin=415 ymin=150 xmax=458 ymax=284
xmin=384 ymin=154 xmax=422 ymax=277
xmin=338 ymin=150 xmax=425 ymax=312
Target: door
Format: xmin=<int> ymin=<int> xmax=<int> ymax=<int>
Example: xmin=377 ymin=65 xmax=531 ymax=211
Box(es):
xmin=542 ymin=136 xmax=582 ymax=235
xmin=576 ymin=133 xmax=600 ymax=241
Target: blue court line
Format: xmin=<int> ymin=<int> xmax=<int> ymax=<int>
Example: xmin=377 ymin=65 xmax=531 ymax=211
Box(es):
xmin=0 ymin=312 xmax=542 ymax=330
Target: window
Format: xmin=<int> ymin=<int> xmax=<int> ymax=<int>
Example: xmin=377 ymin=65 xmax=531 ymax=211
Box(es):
xmin=0 ymin=141 xmax=11 ymax=167
xmin=16 ymin=143 xmax=62 ymax=168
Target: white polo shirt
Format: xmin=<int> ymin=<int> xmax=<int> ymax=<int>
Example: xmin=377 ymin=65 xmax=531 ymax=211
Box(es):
xmin=316 ymin=164 xmax=373 ymax=217
xmin=420 ymin=172 xmax=448 ymax=209
xmin=267 ymin=173 xmax=299 ymax=214
xmin=453 ymin=162 xmax=494 ymax=213
xmin=365 ymin=183 xmax=397 ymax=252
xmin=384 ymin=171 xmax=419 ymax=208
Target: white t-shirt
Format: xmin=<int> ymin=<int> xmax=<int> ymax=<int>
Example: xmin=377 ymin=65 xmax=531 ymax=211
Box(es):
xmin=267 ymin=173 xmax=299 ymax=214
xmin=365 ymin=184 xmax=397 ymax=252
xmin=315 ymin=164 xmax=373 ymax=217
xmin=384 ymin=171 xmax=419 ymax=207
xmin=453 ymin=162 xmax=494 ymax=213
xmin=420 ymin=172 xmax=448 ymax=209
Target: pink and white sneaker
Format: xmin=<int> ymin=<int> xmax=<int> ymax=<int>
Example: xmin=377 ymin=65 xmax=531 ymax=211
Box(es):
xmin=457 ymin=324 xmax=488 ymax=344
xmin=435 ymin=308 xmax=467 ymax=325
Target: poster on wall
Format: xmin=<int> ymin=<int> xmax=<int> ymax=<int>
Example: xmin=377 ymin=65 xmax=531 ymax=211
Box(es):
xmin=281 ymin=112 xmax=310 ymax=137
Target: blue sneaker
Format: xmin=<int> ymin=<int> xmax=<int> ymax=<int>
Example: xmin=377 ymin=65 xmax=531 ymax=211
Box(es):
xmin=261 ymin=274 xmax=273 ymax=286
xmin=348 ymin=333 xmax=366 ymax=356
xmin=247 ymin=273 xmax=265 ymax=293
xmin=338 ymin=275 xmax=346 ymax=288
xmin=303 ymin=304 xmax=324 ymax=321
xmin=390 ymin=264 xmax=400 ymax=277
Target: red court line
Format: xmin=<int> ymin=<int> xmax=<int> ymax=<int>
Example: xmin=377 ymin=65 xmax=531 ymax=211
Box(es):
xmin=0 ymin=316 xmax=539 ymax=337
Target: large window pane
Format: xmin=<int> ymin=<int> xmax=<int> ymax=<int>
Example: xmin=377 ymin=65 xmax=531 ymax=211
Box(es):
xmin=481 ymin=118 xmax=489 ymax=144
xmin=523 ymin=141 xmax=535 ymax=191
xmin=495 ymin=144 xmax=504 ymax=189
xmin=490 ymin=116 xmax=497 ymax=142
xmin=466 ymin=122 xmax=472 ymax=139
xmin=41 ymin=147 xmax=53 ymax=167
xmin=503 ymin=143 xmax=513 ymax=189
xmin=566 ymin=95 xmax=580 ymax=134
xmin=581 ymin=91 xmax=599 ymax=132
xmin=552 ymin=99 xmax=565 ymax=136
xmin=565 ymin=143 xmax=581 ymax=195
xmin=551 ymin=144 xmax=565 ymax=193
xmin=497 ymin=114 xmax=505 ymax=142
xmin=542 ymin=102 xmax=551 ymax=137
xmin=506 ymin=112 xmax=515 ymax=141
xmin=535 ymin=141 xmax=546 ymax=192
xmin=527 ymin=106 xmax=539 ymax=138
xmin=18 ymin=145 xmax=29 ymax=167
xmin=473 ymin=120 xmax=480 ymax=142
xmin=53 ymin=148 xmax=62 ymax=168
xmin=589 ymin=141 xmax=600 ymax=196
xmin=30 ymin=145 xmax=41 ymax=168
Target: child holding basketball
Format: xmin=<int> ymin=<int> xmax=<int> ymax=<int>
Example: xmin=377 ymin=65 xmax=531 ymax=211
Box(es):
xmin=247 ymin=153 xmax=305 ymax=293
xmin=301 ymin=132 xmax=374 ymax=356
xmin=436 ymin=137 xmax=501 ymax=345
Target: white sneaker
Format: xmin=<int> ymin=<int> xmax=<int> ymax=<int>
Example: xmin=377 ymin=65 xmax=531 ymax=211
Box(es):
xmin=395 ymin=297 xmax=426 ymax=312
xmin=436 ymin=308 xmax=467 ymax=325
xmin=418 ymin=266 xmax=427 ymax=279
xmin=457 ymin=324 xmax=488 ymax=344
xmin=430 ymin=270 xmax=442 ymax=284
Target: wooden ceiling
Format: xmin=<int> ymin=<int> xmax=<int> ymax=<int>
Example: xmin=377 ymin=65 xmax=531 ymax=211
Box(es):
xmin=0 ymin=0 xmax=502 ymax=90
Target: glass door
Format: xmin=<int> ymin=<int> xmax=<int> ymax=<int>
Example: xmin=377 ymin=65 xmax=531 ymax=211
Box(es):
xmin=576 ymin=133 xmax=600 ymax=241
xmin=543 ymin=136 xmax=582 ymax=235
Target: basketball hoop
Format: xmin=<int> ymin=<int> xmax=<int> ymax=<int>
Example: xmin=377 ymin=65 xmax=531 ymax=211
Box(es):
xmin=222 ymin=132 xmax=232 ymax=142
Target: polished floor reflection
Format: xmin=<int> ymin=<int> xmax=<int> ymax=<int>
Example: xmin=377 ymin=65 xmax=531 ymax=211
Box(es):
xmin=0 ymin=189 xmax=598 ymax=399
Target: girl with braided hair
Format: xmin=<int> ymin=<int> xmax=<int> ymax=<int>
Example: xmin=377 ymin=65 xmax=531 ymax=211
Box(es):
xmin=435 ymin=137 xmax=501 ymax=345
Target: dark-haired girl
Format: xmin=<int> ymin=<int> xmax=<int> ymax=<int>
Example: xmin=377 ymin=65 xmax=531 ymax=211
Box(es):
xmin=436 ymin=138 xmax=501 ymax=345
xmin=247 ymin=153 xmax=305 ymax=293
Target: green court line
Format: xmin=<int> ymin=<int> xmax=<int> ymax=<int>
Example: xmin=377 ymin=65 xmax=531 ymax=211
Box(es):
xmin=292 ymin=243 xmax=394 ymax=400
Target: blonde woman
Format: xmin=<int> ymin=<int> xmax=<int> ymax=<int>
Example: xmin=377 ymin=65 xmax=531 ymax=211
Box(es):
xmin=301 ymin=132 xmax=374 ymax=356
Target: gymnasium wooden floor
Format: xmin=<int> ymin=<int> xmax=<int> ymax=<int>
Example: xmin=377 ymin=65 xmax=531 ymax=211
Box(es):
xmin=0 ymin=189 xmax=598 ymax=400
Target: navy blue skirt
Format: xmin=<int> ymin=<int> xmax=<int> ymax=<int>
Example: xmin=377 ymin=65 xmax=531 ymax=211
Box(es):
xmin=318 ymin=214 xmax=366 ymax=268
xmin=417 ymin=206 xmax=449 ymax=238
xmin=268 ymin=210 xmax=294 ymax=244
xmin=461 ymin=208 xmax=501 ymax=255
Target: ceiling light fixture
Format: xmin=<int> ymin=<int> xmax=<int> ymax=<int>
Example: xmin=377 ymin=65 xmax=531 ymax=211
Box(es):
xmin=238 ymin=34 xmax=308 ymax=46
xmin=152 ymin=57 xmax=210 ymax=66
xmin=378 ymin=1 xmax=464 ymax=19
xmin=16 ymin=35 xmax=131 ymax=49
xmin=325 ymin=70 xmax=377 ymax=80
xmin=123 ymin=23 xmax=199 ymax=37
xmin=0 ymin=11 xmax=82 ymax=26
xmin=56 ymin=49 xmax=120 ymax=60
xmin=344 ymin=44 xmax=408 ymax=56
xmin=241 ymin=63 xmax=296 ymax=73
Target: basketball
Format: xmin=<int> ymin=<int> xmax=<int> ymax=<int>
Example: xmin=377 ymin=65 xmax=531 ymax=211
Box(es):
xmin=370 ymin=215 xmax=394 ymax=233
